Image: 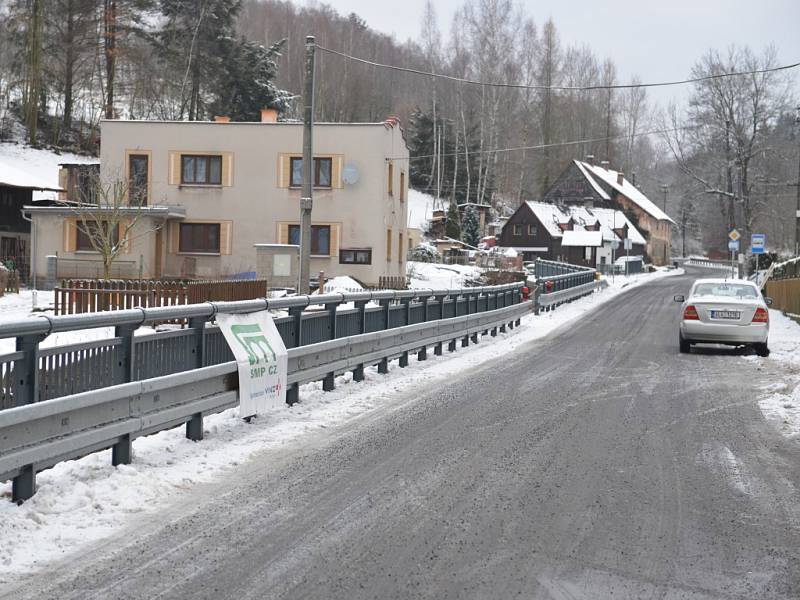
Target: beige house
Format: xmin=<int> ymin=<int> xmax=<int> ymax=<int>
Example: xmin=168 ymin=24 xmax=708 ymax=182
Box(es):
xmin=28 ymin=113 xmax=410 ymax=287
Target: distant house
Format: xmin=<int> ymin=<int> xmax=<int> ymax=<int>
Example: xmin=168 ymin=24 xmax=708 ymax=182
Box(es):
xmin=542 ymin=158 xmax=674 ymax=265
xmin=497 ymin=201 xmax=646 ymax=268
xmin=0 ymin=159 xmax=64 ymax=279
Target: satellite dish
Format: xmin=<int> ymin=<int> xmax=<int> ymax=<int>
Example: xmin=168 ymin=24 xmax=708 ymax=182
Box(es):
xmin=342 ymin=163 xmax=360 ymax=185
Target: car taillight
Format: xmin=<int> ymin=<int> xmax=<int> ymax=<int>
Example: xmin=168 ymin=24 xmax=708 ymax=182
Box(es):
xmin=683 ymin=305 xmax=699 ymax=320
xmin=752 ymin=307 xmax=769 ymax=323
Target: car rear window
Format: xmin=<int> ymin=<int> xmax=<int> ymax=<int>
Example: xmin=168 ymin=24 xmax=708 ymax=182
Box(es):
xmin=693 ymin=283 xmax=758 ymax=298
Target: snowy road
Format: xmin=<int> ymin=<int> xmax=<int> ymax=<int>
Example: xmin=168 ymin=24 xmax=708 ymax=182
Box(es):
xmin=4 ymin=268 xmax=800 ymax=599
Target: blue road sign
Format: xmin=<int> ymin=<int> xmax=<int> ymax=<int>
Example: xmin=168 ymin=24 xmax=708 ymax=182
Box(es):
xmin=728 ymin=239 xmax=740 ymax=252
xmin=751 ymin=233 xmax=766 ymax=254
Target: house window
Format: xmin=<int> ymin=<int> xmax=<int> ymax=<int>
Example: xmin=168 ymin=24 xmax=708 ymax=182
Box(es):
xmin=290 ymin=157 xmax=332 ymax=188
xmin=340 ymin=248 xmax=372 ymax=264
xmin=179 ymin=223 xmax=221 ymax=253
xmin=399 ymin=172 xmax=405 ymax=202
xmin=288 ymin=224 xmax=331 ymax=255
xmin=388 ymin=161 xmax=394 ymax=195
xmin=386 ymin=229 xmax=392 ymax=260
xmin=528 ymin=224 xmax=537 ymax=236
xmin=398 ymin=233 xmax=403 ymax=263
xmin=76 ymin=221 xmax=119 ymax=252
xmin=181 ymin=155 xmax=222 ymax=185
xmin=128 ymin=153 xmax=149 ymax=205
xmin=513 ymin=224 xmax=523 ymax=236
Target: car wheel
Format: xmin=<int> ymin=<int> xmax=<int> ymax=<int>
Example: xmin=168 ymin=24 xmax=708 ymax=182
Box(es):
xmin=754 ymin=343 xmax=770 ymax=357
xmin=679 ymin=335 xmax=691 ymax=354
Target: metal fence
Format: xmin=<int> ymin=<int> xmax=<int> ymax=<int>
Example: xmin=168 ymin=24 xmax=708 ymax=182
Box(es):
xmin=0 ymin=283 xmax=523 ymax=411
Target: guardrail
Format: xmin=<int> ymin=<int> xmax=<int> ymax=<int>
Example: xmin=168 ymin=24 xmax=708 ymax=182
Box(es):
xmin=0 ymin=283 xmax=522 ymax=410
xmin=684 ymin=257 xmax=735 ymax=272
xmin=1 ymin=294 xmax=528 ymax=502
xmin=531 ymin=259 xmax=598 ymax=311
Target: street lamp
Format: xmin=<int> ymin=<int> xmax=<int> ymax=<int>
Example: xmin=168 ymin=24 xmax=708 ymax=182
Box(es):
xmin=661 ymin=184 xmax=668 ymax=212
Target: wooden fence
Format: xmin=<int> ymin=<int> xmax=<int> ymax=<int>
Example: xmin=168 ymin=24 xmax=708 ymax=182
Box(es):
xmin=377 ymin=276 xmax=408 ymax=290
xmin=54 ymin=278 xmax=268 ymax=316
xmin=766 ymin=277 xmax=800 ymax=316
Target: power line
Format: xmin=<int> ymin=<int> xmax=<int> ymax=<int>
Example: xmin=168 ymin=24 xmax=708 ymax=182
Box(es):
xmin=317 ymin=45 xmax=800 ymax=92
xmin=389 ymin=125 xmax=702 ymax=161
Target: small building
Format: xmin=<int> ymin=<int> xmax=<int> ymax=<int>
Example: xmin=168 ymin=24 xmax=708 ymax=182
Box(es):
xmin=542 ymin=158 xmax=674 ymax=265
xmin=0 ymin=160 xmax=64 ymax=279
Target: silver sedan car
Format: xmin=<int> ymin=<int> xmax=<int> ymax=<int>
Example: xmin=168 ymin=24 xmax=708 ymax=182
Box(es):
xmin=673 ymin=279 xmax=772 ymax=356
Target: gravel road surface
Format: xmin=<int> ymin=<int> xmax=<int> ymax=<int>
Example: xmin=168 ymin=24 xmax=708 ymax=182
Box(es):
xmin=4 ymin=268 xmax=800 ymax=599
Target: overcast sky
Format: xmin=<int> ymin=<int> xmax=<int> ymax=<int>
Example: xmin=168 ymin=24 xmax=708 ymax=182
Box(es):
xmin=304 ymin=0 xmax=799 ymax=106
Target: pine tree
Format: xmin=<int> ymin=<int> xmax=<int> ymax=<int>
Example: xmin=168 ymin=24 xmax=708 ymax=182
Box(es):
xmin=461 ymin=206 xmax=481 ymax=248
xmin=208 ymin=38 xmax=291 ymax=121
xmin=445 ymin=200 xmax=461 ymax=240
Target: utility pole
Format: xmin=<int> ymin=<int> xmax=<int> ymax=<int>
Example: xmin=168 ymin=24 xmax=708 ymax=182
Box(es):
xmin=661 ymin=184 xmax=668 ymax=212
xmin=794 ymin=105 xmax=800 ymax=256
xmin=298 ymin=35 xmax=316 ymax=295
xmin=724 ymin=119 xmax=735 ymax=232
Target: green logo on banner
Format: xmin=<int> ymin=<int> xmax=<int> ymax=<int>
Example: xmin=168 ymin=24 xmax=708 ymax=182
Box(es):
xmin=230 ymin=323 xmax=277 ymax=365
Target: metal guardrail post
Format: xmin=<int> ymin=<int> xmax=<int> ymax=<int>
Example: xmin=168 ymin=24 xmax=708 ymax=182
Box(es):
xmin=12 ymin=465 xmax=35 ymax=504
xmin=352 ymin=300 xmax=368 ymax=382
xmin=399 ymin=298 xmax=411 ymax=367
xmin=188 ymin=316 xmax=206 ymax=369
xmin=378 ymin=299 xmax=391 ymax=374
xmin=14 ymin=333 xmax=47 ymax=406
xmin=112 ymin=434 xmax=132 ymax=466
xmin=418 ymin=296 xmax=430 ymax=361
xmin=115 ymin=325 xmax=137 ymax=383
xmin=434 ymin=294 xmax=447 ymax=356
xmin=287 ymin=306 xmax=303 ymax=404
xmin=322 ymin=302 xmax=338 ymax=390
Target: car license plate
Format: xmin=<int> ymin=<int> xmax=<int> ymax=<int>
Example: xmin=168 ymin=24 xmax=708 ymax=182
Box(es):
xmin=711 ymin=310 xmax=740 ymax=319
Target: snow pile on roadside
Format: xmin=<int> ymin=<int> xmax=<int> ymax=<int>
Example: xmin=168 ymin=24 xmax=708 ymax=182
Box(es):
xmin=0 ymin=268 xmax=682 ymax=578
xmin=407 ymin=260 xmax=483 ymax=289
xmin=756 ymin=311 xmax=800 ymax=439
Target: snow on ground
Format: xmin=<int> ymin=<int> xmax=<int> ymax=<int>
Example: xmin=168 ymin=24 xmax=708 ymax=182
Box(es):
xmin=753 ymin=311 xmax=800 ymax=440
xmin=0 ymin=142 xmax=97 ymax=200
xmin=407 ymin=260 xmax=483 ymax=289
xmin=0 ymin=268 xmax=681 ymax=579
xmin=407 ymin=189 xmax=446 ymax=230
xmin=321 ymin=275 xmax=363 ymax=293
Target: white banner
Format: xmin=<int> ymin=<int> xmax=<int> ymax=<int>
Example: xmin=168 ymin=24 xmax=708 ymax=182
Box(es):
xmin=217 ymin=312 xmax=288 ymax=417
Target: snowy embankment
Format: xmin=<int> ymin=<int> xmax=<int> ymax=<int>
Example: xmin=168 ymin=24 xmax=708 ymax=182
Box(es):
xmin=0 ymin=268 xmax=680 ymax=579
xmin=753 ymin=311 xmax=800 ymax=439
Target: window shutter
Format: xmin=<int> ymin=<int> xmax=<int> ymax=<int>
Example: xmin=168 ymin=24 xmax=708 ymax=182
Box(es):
xmin=222 ymin=152 xmax=234 ymax=187
xmin=169 ymin=221 xmax=180 ymax=253
xmin=278 ymin=222 xmax=289 ymax=245
xmin=220 ymin=221 xmax=233 ymax=255
xmin=333 ymin=155 xmax=344 ymax=189
xmin=278 ymin=155 xmax=291 ymax=188
xmin=169 ymin=152 xmax=181 ymax=185
xmin=63 ymin=219 xmax=77 ymax=252
xmin=330 ymin=224 xmax=340 ymax=256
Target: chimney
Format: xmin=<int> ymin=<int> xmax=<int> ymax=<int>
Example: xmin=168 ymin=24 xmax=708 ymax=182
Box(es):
xmin=585 ymin=154 xmax=595 ymax=166
xmin=214 ymin=115 xmax=230 ymax=123
xmin=600 ymin=160 xmax=610 ymax=170
xmin=631 ymin=172 xmax=636 ymax=186
xmin=583 ymin=196 xmax=594 ymax=209
xmin=260 ymin=108 xmax=278 ymax=123
xmin=617 ymin=171 xmax=624 ymax=185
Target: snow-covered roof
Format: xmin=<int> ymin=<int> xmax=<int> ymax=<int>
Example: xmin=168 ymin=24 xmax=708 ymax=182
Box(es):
xmin=0 ymin=159 xmax=64 ymax=191
xmin=586 ymin=207 xmax=647 ymax=246
xmin=578 ymin=161 xmax=674 ymax=224
xmin=561 ymin=230 xmax=603 ymax=247
xmin=573 ymin=160 xmax=610 ymax=200
xmin=525 ymin=201 xmax=570 ymax=237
